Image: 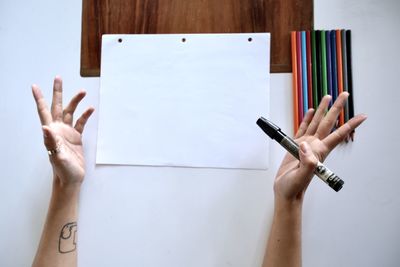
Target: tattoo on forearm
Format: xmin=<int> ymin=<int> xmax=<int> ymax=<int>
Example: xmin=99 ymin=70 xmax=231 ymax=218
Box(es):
xmin=58 ymin=222 xmax=77 ymax=254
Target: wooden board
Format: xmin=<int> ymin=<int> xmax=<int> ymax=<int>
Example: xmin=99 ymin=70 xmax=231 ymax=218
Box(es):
xmin=81 ymin=0 xmax=313 ymax=77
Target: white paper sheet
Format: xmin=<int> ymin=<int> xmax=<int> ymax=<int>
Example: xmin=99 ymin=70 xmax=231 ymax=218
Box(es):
xmin=97 ymin=33 xmax=270 ymax=169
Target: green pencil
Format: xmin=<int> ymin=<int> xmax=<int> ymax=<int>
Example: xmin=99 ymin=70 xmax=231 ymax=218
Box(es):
xmin=321 ymin=30 xmax=328 ymax=96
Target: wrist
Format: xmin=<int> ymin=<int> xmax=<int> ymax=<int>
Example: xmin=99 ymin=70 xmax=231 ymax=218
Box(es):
xmin=52 ymin=177 xmax=82 ymax=196
xmin=274 ymin=196 xmax=303 ymax=216
xmin=48 ymin=177 xmax=81 ymax=216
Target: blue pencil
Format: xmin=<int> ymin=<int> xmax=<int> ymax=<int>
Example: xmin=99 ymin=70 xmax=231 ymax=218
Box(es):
xmin=301 ymin=31 xmax=308 ymax=112
xmin=330 ymin=30 xmax=338 ymax=102
xmin=326 ymin=30 xmax=332 ymax=106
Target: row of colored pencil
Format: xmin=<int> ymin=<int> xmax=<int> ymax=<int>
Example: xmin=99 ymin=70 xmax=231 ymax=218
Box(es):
xmin=291 ymin=29 xmax=354 ymax=135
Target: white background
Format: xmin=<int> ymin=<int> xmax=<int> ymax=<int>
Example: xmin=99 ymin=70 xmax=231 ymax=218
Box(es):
xmin=0 ymin=0 xmax=399 ymax=266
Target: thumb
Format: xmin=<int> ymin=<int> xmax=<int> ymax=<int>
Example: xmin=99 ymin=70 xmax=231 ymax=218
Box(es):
xmin=296 ymin=142 xmax=318 ymax=183
xmin=42 ymin=126 xmax=61 ymax=155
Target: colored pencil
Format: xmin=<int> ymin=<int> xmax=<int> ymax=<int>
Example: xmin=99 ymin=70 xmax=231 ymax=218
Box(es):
xmin=336 ymin=29 xmax=344 ymax=126
xmin=330 ymin=30 xmax=338 ymax=102
xmin=341 ymin=29 xmax=349 ymax=123
xmin=346 ymin=30 xmax=355 ymax=140
xmin=291 ymin=31 xmax=299 ymax=133
xmin=296 ymin=31 xmax=304 ymax=121
xmin=306 ymin=31 xmax=313 ymax=109
xmin=311 ymin=30 xmax=318 ymax=108
xmin=326 ymin=30 xmax=332 ymax=106
xmin=316 ymin=30 xmax=323 ymax=103
xmin=301 ymin=31 xmax=308 ymax=113
xmin=346 ymin=30 xmax=354 ymax=119
xmin=321 ymin=30 xmax=328 ymax=97
xmin=291 ymin=28 xmax=354 ymax=136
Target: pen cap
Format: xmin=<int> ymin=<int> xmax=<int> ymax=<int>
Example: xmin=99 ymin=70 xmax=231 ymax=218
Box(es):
xmin=330 ymin=177 xmax=344 ymax=192
xmin=256 ymin=117 xmax=281 ymax=140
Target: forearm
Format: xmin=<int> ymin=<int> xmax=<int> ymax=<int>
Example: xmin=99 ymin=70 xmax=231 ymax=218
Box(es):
xmin=32 ymin=178 xmax=81 ymax=267
xmin=262 ymin=198 xmax=303 ymax=267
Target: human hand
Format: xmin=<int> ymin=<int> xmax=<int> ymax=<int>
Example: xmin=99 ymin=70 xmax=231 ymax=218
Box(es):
xmin=273 ymin=92 xmax=367 ymax=203
xmin=32 ymin=76 xmax=94 ymax=188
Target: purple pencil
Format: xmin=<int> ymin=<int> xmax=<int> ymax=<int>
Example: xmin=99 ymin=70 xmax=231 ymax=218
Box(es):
xmin=326 ymin=30 xmax=333 ymax=106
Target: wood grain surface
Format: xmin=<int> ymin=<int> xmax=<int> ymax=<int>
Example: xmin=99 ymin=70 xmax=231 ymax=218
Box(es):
xmin=81 ymin=0 xmax=313 ymax=77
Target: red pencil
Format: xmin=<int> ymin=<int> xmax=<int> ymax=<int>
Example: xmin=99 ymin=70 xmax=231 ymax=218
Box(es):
xmin=296 ymin=31 xmax=304 ymax=123
xmin=306 ymin=31 xmax=313 ymax=109
xmin=291 ymin=32 xmax=299 ymax=134
xmin=336 ymin=30 xmax=345 ymax=126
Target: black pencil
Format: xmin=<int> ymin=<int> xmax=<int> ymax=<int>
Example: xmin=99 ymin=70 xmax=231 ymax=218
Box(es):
xmin=346 ymin=30 xmax=355 ymax=140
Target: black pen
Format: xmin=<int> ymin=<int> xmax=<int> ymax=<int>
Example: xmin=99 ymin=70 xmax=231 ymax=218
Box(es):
xmin=256 ymin=117 xmax=344 ymax=192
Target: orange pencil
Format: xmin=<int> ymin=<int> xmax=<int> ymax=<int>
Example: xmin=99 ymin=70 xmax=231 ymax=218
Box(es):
xmin=291 ymin=31 xmax=299 ymax=134
xmin=336 ymin=30 xmax=345 ymax=126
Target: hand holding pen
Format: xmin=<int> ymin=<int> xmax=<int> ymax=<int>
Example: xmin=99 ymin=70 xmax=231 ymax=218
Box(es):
xmin=264 ymin=92 xmax=366 ymax=200
xmin=262 ymin=92 xmax=365 ymax=267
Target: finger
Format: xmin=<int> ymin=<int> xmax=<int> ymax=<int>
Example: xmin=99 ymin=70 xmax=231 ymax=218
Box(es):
xmin=305 ymin=95 xmax=332 ymax=135
xmin=63 ymin=90 xmax=86 ymax=126
xmin=295 ymin=109 xmax=315 ymax=138
xmin=51 ymin=76 xmax=63 ymax=121
xmin=323 ymin=114 xmax=367 ymax=151
xmin=32 ymin=85 xmax=52 ymax=125
xmin=295 ymin=142 xmax=318 ymax=188
xmin=315 ymin=92 xmax=349 ymax=138
xmin=74 ymin=107 xmax=95 ymax=134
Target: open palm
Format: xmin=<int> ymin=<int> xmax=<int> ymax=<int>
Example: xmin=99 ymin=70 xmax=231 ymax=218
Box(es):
xmin=274 ymin=93 xmax=367 ymax=200
xmin=32 ymin=76 xmax=94 ymax=185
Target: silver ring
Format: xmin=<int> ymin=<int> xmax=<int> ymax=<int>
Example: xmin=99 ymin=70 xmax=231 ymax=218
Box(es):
xmin=48 ymin=146 xmax=61 ymax=156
